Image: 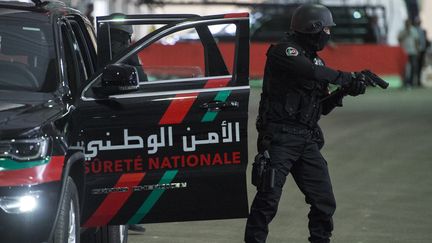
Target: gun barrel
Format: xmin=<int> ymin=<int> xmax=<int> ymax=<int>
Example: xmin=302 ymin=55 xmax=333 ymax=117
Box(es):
xmin=362 ymin=70 xmax=389 ymax=89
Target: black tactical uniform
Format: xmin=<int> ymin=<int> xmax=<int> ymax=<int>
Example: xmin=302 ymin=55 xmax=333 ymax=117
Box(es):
xmin=245 ymin=4 xmax=366 ymax=243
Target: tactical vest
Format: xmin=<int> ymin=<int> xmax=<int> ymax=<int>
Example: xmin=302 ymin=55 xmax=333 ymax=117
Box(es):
xmin=258 ymin=42 xmax=329 ymax=129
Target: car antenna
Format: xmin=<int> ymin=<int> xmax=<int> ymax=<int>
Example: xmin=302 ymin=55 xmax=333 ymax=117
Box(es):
xmin=31 ymin=0 xmax=49 ymax=7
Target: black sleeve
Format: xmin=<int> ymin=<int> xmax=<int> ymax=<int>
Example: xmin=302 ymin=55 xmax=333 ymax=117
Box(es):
xmin=321 ymin=91 xmax=344 ymax=115
xmin=268 ymin=44 xmax=351 ymax=86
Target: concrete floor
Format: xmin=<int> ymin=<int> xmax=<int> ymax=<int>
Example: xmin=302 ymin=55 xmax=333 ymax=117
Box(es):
xmin=129 ymin=87 xmax=432 ymax=243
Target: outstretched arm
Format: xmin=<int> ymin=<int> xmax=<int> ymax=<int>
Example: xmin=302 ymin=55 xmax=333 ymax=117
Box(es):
xmin=267 ymin=44 xmax=353 ymax=86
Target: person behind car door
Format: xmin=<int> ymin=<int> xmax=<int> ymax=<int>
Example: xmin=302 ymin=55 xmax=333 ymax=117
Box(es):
xmin=244 ymin=4 xmax=367 ymax=243
xmin=110 ymin=13 xmax=148 ymax=81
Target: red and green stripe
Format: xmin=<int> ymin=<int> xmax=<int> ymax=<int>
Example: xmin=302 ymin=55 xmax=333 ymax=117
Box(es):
xmin=201 ymin=78 xmax=231 ymax=122
xmin=0 ymin=156 xmax=64 ymax=187
xmin=84 ymin=172 xmax=146 ymax=227
xmin=0 ymin=157 xmax=50 ymax=171
xmin=158 ymin=77 xmax=232 ymax=125
xmin=128 ymin=170 xmax=178 ymax=224
xmin=159 ymin=93 xmax=199 ymax=125
xmin=201 ymin=90 xmax=231 ymax=122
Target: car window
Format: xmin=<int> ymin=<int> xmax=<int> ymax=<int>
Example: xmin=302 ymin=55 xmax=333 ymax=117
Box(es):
xmin=61 ymin=23 xmax=88 ymax=95
xmin=0 ymin=17 xmax=58 ymax=92
xmin=69 ymin=20 xmax=95 ymax=75
xmin=83 ymin=15 xmax=248 ymax=99
xmin=85 ymin=23 xmax=97 ymax=61
xmin=120 ymin=24 xmax=236 ymax=82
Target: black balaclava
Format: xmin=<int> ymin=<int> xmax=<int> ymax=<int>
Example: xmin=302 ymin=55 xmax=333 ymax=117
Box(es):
xmin=111 ymin=29 xmax=131 ymax=57
xmin=294 ymin=30 xmax=330 ymax=52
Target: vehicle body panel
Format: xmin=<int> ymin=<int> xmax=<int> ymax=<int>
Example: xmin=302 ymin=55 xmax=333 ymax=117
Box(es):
xmin=79 ymin=13 xmax=250 ymax=226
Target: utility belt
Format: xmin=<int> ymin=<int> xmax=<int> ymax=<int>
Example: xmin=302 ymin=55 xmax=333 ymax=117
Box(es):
xmin=265 ymin=122 xmax=315 ymax=136
xmin=265 ymin=122 xmax=325 ymax=150
xmin=266 ymin=122 xmax=324 ymax=147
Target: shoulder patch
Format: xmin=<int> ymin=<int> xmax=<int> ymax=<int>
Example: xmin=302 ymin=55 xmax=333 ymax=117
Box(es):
xmin=286 ymin=47 xmax=299 ymax=56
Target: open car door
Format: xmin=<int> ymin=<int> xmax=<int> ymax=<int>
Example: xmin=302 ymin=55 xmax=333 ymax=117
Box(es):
xmin=77 ymin=13 xmax=250 ymax=226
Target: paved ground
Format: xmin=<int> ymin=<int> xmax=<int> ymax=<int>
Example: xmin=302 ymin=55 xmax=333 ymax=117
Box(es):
xmin=129 ymin=87 xmax=432 ymax=243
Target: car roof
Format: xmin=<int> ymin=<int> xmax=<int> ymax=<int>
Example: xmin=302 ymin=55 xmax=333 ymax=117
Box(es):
xmin=0 ymin=1 xmax=80 ymax=23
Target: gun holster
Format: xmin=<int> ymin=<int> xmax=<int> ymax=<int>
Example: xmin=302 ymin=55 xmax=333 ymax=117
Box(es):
xmin=252 ymin=150 xmax=275 ymax=192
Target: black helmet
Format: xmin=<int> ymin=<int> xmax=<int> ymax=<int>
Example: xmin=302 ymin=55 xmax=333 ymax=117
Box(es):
xmin=109 ymin=13 xmax=133 ymax=36
xmin=290 ymin=4 xmax=336 ymax=34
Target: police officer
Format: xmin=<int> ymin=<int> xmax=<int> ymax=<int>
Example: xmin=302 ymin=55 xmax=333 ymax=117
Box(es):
xmin=245 ymin=4 xmax=367 ymax=243
xmin=110 ymin=13 xmax=148 ymax=81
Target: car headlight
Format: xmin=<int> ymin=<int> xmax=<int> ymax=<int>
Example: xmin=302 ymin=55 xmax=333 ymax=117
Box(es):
xmin=0 ymin=137 xmax=49 ymax=161
xmin=0 ymin=194 xmax=39 ymax=214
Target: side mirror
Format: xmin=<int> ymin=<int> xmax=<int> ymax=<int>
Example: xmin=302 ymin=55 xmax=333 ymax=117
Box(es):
xmin=93 ymin=63 xmax=139 ymax=97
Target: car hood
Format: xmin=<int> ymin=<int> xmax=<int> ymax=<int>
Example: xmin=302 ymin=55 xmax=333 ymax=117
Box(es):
xmin=0 ymin=90 xmax=63 ymax=138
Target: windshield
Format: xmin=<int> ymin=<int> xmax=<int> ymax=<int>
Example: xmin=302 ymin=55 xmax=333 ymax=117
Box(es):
xmin=0 ymin=17 xmax=58 ymax=92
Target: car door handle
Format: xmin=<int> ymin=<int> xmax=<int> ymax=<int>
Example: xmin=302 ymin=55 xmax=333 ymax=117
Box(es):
xmin=200 ymin=100 xmax=239 ymax=111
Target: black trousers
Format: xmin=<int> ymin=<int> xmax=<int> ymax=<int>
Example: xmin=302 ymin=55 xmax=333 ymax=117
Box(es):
xmin=404 ymin=54 xmax=419 ymax=87
xmin=417 ymin=50 xmax=426 ymax=86
xmin=245 ymin=124 xmax=336 ymax=243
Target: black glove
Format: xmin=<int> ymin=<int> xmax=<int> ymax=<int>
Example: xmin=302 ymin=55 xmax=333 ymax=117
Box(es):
xmin=347 ymin=72 xmax=367 ymax=96
xmin=339 ymin=72 xmax=366 ymax=96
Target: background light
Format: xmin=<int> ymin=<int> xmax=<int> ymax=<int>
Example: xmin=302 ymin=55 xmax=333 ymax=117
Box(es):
xmin=353 ymin=11 xmax=362 ymax=19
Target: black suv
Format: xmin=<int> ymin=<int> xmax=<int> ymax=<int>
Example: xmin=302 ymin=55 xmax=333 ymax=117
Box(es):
xmin=0 ymin=1 xmax=250 ymax=242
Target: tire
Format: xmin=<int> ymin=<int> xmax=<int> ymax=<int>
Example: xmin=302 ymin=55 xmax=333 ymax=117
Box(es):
xmin=52 ymin=176 xmax=80 ymax=243
xmin=82 ymin=225 xmax=128 ymax=243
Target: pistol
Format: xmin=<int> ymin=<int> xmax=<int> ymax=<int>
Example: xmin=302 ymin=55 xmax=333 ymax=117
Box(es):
xmin=360 ymin=69 xmax=389 ymax=89
xmin=321 ymin=70 xmax=389 ymax=103
xmin=252 ymin=150 xmax=275 ymax=191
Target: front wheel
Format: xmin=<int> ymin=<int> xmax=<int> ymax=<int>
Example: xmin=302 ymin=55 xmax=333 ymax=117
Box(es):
xmin=52 ymin=176 xmax=80 ymax=243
